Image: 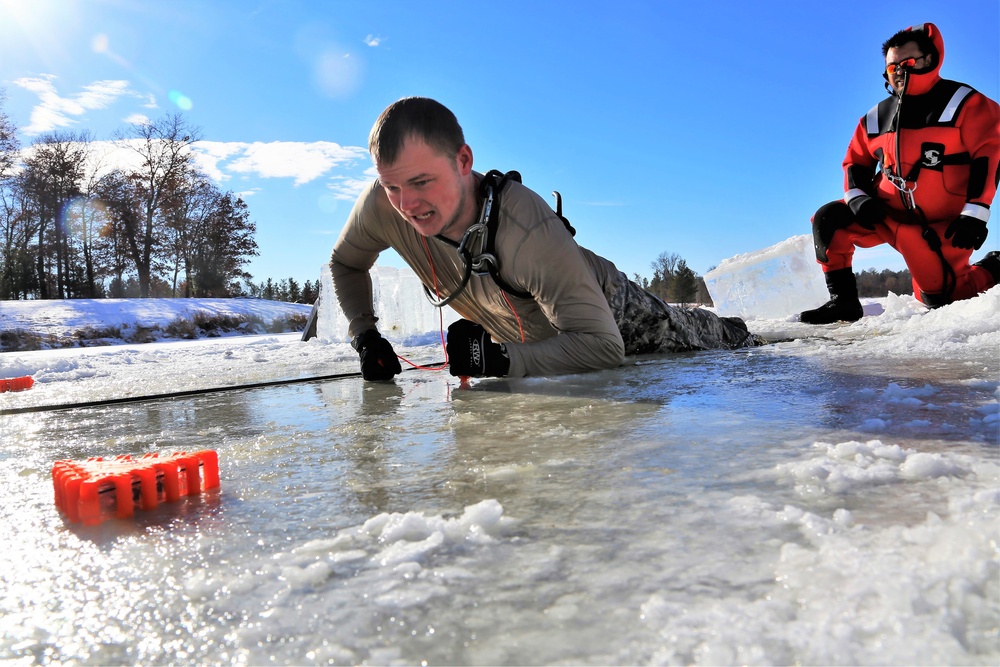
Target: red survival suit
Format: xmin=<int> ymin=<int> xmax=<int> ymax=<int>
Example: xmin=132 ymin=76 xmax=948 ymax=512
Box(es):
xmin=818 ymin=22 xmax=1000 ymax=305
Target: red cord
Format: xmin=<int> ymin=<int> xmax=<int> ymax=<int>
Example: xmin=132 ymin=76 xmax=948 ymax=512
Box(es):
xmin=500 ymin=290 xmax=526 ymax=343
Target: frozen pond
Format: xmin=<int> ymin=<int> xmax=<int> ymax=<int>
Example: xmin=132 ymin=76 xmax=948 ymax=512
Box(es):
xmin=2 ymin=342 xmax=997 ymax=665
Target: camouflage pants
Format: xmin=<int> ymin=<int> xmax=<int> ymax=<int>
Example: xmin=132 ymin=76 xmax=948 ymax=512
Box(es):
xmin=608 ymin=273 xmax=757 ymax=355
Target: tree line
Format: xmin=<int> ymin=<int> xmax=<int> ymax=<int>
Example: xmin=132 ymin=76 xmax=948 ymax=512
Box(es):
xmin=632 ymin=252 xmax=913 ymax=306
xmin=855 ymin=267 xmax=912 ymax=297
xmin=246 ymin=277 xmax=319 ymax=304
xmin=0 ymin=92 xmax=259 ymax=300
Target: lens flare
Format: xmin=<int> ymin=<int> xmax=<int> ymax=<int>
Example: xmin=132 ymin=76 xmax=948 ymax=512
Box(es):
xmin=313 ymin=48 xmax=362 ymax=98
xmin=91 ymin=33 xmax=109 ymax=53
xmin=60 ymin=197 xmax=110 ymax=243
xmin=168 ymin=90 xmax=193 ymax=111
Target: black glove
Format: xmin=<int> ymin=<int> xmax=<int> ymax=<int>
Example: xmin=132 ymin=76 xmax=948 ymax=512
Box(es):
xmin=352 ymin=329 xmax=401 ymax=381
xmin=446 ymin=319 xmax=510 ymax=378
xmin=847 ymin=195 xmax=886 ymax=230
xmin=944 ymin=215 xmax=988 ymax=250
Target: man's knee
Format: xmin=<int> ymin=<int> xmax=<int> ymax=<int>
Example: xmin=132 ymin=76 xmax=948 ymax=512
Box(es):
xmin=812 ymin=201 xmax=854 ymax=263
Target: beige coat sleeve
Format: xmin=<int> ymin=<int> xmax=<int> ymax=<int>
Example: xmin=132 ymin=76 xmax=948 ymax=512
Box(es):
xmin=492 ymin=182 xmax=625 ymax=376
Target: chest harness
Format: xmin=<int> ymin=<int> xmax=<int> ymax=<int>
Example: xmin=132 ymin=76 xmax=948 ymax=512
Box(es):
xmin=423 ymin=170 xmax=576 ymax=307
xmin=873 ymin=74 xmax=977 ymax=302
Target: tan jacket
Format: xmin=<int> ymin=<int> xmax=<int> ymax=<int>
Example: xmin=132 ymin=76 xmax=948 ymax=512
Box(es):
xmin=330 ymin=177 xmax=627 ymax=376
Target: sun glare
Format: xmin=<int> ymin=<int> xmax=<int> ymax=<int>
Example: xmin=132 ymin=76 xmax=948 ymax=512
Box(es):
xmin=92 ymin=33 xmax=110 ymax=54
xmin=0 ymin=0 xmax=34 ymax=22
xmin=0 ymin=0 xmax=59 ymax=35
xmin=0 ymin=0 xmax=78 ymax=68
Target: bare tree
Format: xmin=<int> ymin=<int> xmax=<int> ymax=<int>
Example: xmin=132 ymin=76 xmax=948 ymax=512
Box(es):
xmin=94 ymin=168 xmax=143 ymax=296
xmin=648 ymin=251 xmax=681 ymax=302
xmin=0 ymin=178 xmax=38 ymax=299
xmin=115 ymin=114 xmax=200 ymax=297
xmin=20 ymin=132 xmax=89 ymax=298
xmin=68 ymin=148 xmax=114 ymax=297
xmin=0 ymin=89 xmax=18 ymax=179
xmin=0 ymin=91 xmax=32 ymax=298
xmin=162 ymin=173 xmax=220 ymax=296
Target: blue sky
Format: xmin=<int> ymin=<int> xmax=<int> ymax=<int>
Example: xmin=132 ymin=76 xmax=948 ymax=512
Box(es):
xmin=1 ymin=0 xmax=998 ymax=286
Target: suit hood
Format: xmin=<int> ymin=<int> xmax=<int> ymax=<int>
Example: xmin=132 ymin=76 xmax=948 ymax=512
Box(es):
xmin=900 ymin=22 xmax=944 ymax=96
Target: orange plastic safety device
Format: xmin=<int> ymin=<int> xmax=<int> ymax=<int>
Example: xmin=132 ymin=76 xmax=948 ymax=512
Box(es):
xmin=0 ymin=376 xmax=33 ymax=392
xmin=52 ymin=450 xmax=220 ymax=525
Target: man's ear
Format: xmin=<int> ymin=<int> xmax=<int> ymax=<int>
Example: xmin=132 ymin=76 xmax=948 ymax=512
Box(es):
xmin=456 ymin=144 xmax=474 ymax=175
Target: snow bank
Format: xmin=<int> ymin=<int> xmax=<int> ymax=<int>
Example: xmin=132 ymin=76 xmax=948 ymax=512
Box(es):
xmin=751 ymin=285 xmax=1000 ymax=362
xmin=0 ymin=297 xmax=311 ymax=348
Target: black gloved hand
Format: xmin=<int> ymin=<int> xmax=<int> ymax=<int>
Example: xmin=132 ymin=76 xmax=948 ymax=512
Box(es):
xmin=847 ymin=195 xmax=886 ymax=230
xmin=944 ymin=215 xmax=988 ymax=250
xmin=352 ymin=329 xmax=402 ymax=381
xmin=446 ymin=319 xmax=510 ymax=378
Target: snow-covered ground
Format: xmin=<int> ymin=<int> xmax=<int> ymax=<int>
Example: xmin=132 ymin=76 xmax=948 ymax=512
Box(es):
xmin=0 ymin=280 xmax=997 ymax=665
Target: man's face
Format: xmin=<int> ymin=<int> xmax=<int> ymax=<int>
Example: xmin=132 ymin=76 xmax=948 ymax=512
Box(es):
xmin=376 ymin=138 xmax=475 ymax=241
xmin=885 ymin=41 xmax=930 ymax=94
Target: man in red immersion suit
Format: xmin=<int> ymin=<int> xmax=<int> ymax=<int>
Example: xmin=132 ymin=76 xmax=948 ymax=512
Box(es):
xmin=801 ymin=22 xmax=1000 ymax=324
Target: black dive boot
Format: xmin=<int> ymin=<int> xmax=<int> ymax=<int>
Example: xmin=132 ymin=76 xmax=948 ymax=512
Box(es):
xmin=799 ymin=268 xmax=863 ymax=324
xmin=974 ymin=250 xmax=1000 ymax=283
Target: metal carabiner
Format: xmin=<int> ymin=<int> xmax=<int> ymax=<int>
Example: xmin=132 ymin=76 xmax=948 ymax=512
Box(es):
xmin=457 ymin=183 xmax=493 ymax=260
xmin=886 ymin=171 xmax=918 ymax=210
xmin=457 ymin=182 xmax=498 ymax=277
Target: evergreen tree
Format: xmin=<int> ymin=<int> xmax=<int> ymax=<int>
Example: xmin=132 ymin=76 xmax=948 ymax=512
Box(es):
xmin=670 ymin=259 xmax=699 ymax=305
xmin=286 ymin=277 xmax=301 ymax=303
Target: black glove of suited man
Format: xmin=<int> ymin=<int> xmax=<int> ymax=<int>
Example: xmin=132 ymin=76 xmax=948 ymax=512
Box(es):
xmin=944 ymin=215 xmax=988 ymax=250
xmin=352 ymin=329 xmax=402 ymax=381
xmin=847 ymin=195 xmax=886 ymax=231
xmin=446 ymin=319 xmax=510 ymax=378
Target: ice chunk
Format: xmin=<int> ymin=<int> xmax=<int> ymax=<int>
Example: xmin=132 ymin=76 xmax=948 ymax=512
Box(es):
xmin=317 ymin=263 xmax=461 ymax=342
xmin=704 ymin=235 xmax=829 ymax=319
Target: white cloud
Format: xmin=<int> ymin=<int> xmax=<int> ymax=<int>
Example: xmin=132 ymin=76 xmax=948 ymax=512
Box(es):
xmin=328 ymin=175 xmax=374 ymax=200
xmin=123 ymin=113 xmax=151 ymax=126
xmin=220 ymin=141 xmax=368 ymax=186
xmin=15 ymin=139 xmax=148 ymax=182
xmin=17 ymin=138 xmax=371 ymax=196
xmin=190 ymin=140 xmax=249 ymax=182
xmin=13 ymin=75 xmax=140 ymax=135
xmin=364 ymin=34 xmax=383 ymax=47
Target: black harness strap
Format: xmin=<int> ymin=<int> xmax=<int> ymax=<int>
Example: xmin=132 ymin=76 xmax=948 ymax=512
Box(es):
xmin=471 ymin=170 xmax=532 ymax=299
xmin=424 ymin=170 xmax=576 ymax=306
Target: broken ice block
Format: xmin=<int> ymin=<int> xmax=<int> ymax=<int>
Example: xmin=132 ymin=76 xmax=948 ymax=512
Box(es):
xmin=316 ymin=263 xmax=461 ymax=342
xmin=704 ymin=235 xmax=829 ymax=319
